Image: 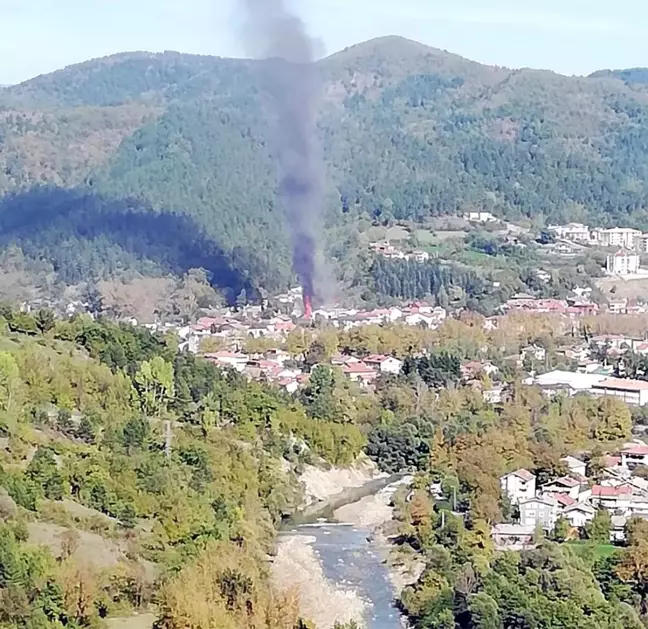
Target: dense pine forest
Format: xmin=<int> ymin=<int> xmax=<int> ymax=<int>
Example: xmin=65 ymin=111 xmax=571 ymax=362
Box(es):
xmin=1 ymin=38 xmax=648 ymax=298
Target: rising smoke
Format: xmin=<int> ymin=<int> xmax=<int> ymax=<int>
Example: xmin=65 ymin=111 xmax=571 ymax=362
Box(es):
xmin=238 ymin=0 xmax=322 ymax=311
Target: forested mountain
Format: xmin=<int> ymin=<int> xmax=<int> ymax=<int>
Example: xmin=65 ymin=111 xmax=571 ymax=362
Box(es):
xmin=2 ymin=37 xmax=648 ymax=296
xmin=589 ymin=67 xmax=648 ymax=86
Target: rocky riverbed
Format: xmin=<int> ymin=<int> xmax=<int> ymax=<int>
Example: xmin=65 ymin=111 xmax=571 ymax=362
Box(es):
xmin=271 ymin=474 xmax=416 ymax=629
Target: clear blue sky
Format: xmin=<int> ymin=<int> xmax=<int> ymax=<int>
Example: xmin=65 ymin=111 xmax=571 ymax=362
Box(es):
xmin=2 ymin=0 xmax=648 ymax=84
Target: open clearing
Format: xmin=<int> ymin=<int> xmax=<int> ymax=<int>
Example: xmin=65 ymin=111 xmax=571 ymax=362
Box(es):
xmin=596 ymin=276 xmax=648 ymax=300
xmin=28 ymin=522 xmax=125 ymax=568
xmin=414 ymin=228 xmax=466 ymax=245
xmin=105 ymin=614 xmax=156 ymax=629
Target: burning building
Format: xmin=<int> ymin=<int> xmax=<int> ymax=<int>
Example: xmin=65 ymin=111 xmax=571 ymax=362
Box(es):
xmin=303 ymin=292 xmax=313 ymax=319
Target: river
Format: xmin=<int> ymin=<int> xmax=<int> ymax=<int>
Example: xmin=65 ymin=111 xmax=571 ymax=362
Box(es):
xmin=274 ymin=476 xmax=411 ymax=629
xmin=288 ymin=523 xmax=401 ymax=629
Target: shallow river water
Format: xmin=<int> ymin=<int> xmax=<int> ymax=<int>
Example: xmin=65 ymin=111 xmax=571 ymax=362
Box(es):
xmin=288 ymin=523 xmax=402 ymax=629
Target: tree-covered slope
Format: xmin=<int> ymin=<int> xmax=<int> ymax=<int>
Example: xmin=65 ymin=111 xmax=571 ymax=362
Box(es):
xmin=2 ymin=37 xmax=648 ymax=293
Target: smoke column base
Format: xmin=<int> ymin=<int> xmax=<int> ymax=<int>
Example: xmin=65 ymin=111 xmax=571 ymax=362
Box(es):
xmin=303 ymin=293 xmax=313 ymax=319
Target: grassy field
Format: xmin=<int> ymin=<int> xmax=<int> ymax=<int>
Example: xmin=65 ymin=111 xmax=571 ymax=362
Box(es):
xmin=414 ymin=228 xmax=467 ymax=245
xmin=565 ymin=540 xmax=619 ymax=559
xmin=384 ymin=225 xmax=411 ymax=241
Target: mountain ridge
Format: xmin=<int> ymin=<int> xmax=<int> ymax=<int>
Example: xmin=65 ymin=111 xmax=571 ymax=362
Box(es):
xmin=2 ymin=36 xmax=648 ymax=297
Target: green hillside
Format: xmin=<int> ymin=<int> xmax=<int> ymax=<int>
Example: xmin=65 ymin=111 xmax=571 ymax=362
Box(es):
xmin=2 ymin=37 xmax=648 ymax=297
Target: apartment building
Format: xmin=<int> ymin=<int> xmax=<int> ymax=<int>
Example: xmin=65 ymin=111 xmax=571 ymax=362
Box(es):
xmin=594 ymin=227 xmax=642 ymax=249
xmin=606 ymin=252 xmax=640 ymax=276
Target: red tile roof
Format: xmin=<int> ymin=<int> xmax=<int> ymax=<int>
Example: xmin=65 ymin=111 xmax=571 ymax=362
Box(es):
xmin=622 ymin=444 xmax=648 ymax=456
xmin=554 ymin=493 xmax=576 ymax=507
xmin=364 ymin=354 xmax=389 ymax=364
xmin=505 ymin=469 xmax=535 ymax=482
xmin=595 ymin=378 xmax=648 ymax=392
xmin=343 ymin=362 xmax=376 ymax=375
xmin=592 ymin=484 xmax=633 ymax=498
xmin=553 ymin=476 xmax=581 ymax=488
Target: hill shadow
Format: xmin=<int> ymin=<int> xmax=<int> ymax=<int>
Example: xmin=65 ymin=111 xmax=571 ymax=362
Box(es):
xmin=0 ymin=186 xmax=253 ymax=300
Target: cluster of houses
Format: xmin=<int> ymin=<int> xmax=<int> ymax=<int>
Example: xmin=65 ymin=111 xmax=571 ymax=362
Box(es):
xmin=166 ymin=302 xmax=447 ymax=394
xmin=369 ymin=241 xmax=431 ymax=263
xmin=176 ymin=302 xmax=448 ymax=354
xmin=493 ymin=444 xmax=648 ymax=548
xmin=503 ymin=293 xmax=600 ymax=317
xmin=202 ymin=348 xmax=404 ymax=393
xmin=548 ymin=223 xmax=648 ymax=252
xmin=547 ymin=223 xmax=648 ymax=276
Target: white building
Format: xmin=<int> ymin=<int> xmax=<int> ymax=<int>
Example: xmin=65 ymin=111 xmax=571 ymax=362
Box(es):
xmin=594 ymin=227 xmax=642 ymax=249
xmin=500 ymin=469 xmax=536 ymax=505
xmin=592 ymin=378 xmax=648 ymax=407
xmin=491 ymin=524 xmax=536 ymax=550
xmin=203 ymin=351 xmax=249 ymax=372
xmin=549 ymin=223 xmax=591 ymax=241
xmin=408 ymin=250 xmax=430 ymax=263
xmin=541 ymin=477 xmax=582 ymax=501
xmin=463 ymin=211 xmax=497 ymax=223
xmin=519 ymin=496 xmax=559 ymax=530
xmin=562 ymin=503 xmax=596 ymax=528
xmin=561 ymin=456 xmax=587 ymax=478
xmin=633 ymin=233 xmax=648 ymax=253
xmin=620 ymin=443 xmax=648 ymax=468
xmin=606 ymin=252 xmax=640 ymax=276
xmin=363 ymin=355 xmax=403 ymax=375
xmin=531 ymin=370 xmax=607 ymax=397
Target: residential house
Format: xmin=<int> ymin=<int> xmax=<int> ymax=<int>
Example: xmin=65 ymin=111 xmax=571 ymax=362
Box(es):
xmin=461 ymin=360 xmax=499 ymax=381
xmin=608 ymin=299 xmax=629 ymax=315
xmin=590 ymin=484 xmax=633 ymax=511
xmin=204 ymin=351 xmax=249 ymax=372
xmin=363 ymin=355 xmax=403 ymax=375
xmin=620 ymin=443 xmax=648 ymax=469
xmin=541 ymin=477 xmax=583 ymax=501
xmin=611 ymin=515 xmax=628 ymax=542
xmin=606 ymin=252 xmax=640 ymax=275
xmin=331 ymin=354 xmax=360 ymax=367
xmin=265 ymin=349 xmax=292 ymax=365
xmin=592 ymin=378 xmax=648 ymax=407
xmin=463 ymin=211 xmax=497 ymax=223
xmin=521 ymin=344 xmax=547 ymax=362
xmin=562 ymin=503 xmax=597 ymax=528
xmin=548 ymin=223 xmax=591 ymax=241
xmin=483 ymin=387 xmax=504 ymax=404
xmin=519 ymin=496 xmax=559 ymax=530
xmin=404 ymin=313 xmax=439 ymax=328
xmin=278 ymin=378 xmax=300 ymax=394
xmin=590 ymin=334 xmax=637 ymax=352
xmin=491 ymin=524 xmax=536 ymax=550
xmin=561 ymin=456 xmax=587 ymax=478
xmin=500 ymin=469 xmax=536 ymax=505
xmin=342 ymin=362 xmax=378 ymax=386
xmin=409 ymin=250 xmax=430 ymax=263
xmin=603 ymin=455 xmax=622 ymax=471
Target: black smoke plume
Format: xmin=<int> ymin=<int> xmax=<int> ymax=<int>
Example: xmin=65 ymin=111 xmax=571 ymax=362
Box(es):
xmin=239 ymin=0 xmax=322 ymax=303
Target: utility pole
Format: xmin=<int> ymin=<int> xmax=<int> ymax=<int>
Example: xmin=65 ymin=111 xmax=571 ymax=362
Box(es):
xmin=164 ymin=420 xmax=172 ymax=458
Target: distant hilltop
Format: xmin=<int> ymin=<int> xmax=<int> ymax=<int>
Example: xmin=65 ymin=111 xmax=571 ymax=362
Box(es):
xmin=2 ymin=35 xmax=648 ymax=298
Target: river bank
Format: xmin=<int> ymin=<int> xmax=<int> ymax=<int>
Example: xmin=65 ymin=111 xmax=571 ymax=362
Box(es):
xmin=333 ymin=475 xmax=423 ymax=595
xmin=271 ymin=473 xmax=417 ymax=629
